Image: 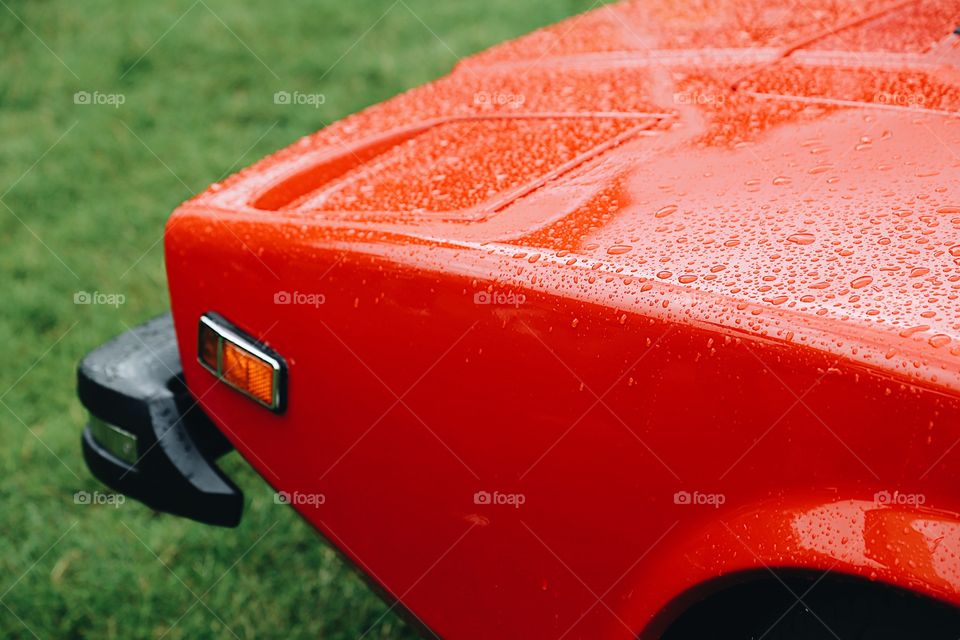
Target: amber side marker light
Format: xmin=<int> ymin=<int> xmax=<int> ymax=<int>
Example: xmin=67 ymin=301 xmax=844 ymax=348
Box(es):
xmin=198 ymin=313 xmax=286 ymax=413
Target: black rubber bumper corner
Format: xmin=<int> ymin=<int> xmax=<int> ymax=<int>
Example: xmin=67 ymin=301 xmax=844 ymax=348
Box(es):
xmin=77 ymin=313 xmax=243 ymax=527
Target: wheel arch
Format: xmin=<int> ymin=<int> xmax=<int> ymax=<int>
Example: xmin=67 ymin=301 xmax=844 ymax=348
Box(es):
xmin=630 ymin=497 xmax=960 ymax=638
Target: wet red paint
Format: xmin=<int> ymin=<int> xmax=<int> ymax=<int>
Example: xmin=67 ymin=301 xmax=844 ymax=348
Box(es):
xmin=164 ymin=1 xmax=960 ymax=637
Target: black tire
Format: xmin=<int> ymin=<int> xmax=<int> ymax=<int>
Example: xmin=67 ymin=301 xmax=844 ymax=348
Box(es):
xmin=662 ymin=573 xmax=960 ymax=639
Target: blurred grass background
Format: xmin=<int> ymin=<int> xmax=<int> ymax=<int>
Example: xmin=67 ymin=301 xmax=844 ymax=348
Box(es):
xmin=0 ymin=1 xmax=605 ymax=638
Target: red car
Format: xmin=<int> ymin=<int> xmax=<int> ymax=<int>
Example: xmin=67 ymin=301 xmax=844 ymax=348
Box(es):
xmin=78 ymin=1 xmax=960 ymax=637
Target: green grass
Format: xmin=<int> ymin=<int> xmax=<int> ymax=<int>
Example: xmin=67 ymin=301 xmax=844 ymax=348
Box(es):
xmin=0 ymin=0 xmax=605 ymax=638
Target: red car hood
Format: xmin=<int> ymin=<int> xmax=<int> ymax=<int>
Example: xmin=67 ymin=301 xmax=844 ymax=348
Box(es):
xmin=173 ymin=0 xmax=960 ymax=395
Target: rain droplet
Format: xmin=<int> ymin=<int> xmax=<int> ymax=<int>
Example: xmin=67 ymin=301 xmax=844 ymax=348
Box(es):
xmin=900 ymin=325 xmax=930 ymax=338
xmin=787 ymin=232 xmax=815 ymax=245
xmin=655 ymin=205 xmax=678 ymax=218
xmin=929 ymin=334 xmax=951 ymax=348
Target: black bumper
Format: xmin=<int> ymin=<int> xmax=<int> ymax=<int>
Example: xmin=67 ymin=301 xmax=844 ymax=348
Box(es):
xmin=77 ymin=313 xmax=243 ymax=527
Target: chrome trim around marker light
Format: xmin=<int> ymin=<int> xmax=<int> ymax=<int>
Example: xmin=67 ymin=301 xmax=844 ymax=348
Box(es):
xmin=197 ymin=313 xmax=286 ymax=413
